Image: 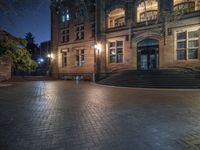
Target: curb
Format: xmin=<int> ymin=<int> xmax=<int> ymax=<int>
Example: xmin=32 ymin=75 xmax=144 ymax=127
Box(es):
xmin=91 ymin=83 xmax=200 ymax=91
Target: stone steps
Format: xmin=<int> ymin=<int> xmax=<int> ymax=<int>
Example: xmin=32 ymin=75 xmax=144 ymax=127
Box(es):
xmin=98 ymin=70 xmax=200 ymax=89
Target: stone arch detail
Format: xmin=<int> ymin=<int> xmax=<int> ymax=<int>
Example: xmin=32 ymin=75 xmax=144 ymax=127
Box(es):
xmin=106 ymin=6 xmax=126 ymax=28
xmin=131 ymin=31 xmax=163 ymax=70
xmin=132 ymin=31 xmax=162 ymax=44
xmin=106 ymin=5 xmax=125 ymax=15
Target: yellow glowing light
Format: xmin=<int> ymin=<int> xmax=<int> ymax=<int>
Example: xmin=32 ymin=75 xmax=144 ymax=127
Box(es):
xmin=95 ymin=44 xmax=102 ymax=53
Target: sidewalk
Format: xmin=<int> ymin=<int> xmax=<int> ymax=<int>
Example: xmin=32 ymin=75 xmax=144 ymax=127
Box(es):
xmin=0 ymin=81 xmax=200 ymax=149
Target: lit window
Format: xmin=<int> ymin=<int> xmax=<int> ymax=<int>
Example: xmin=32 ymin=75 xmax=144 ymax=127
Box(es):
xmin=75 ymin=25 xmax=84 ymax=40
xmin=60 ymin=29 xmax=69 ymax=43
xmin=110 ymin=48 xmax=116 ymax=63
xmin=176 ymin=30 xmax=199 ymax=60
xmin=75 ymin=49 xmax=85 ymax=66
xmin=140 ymin=11 xmax=158 ymax=22
xmin=173 ymin=0 xmax=200 ymax=15
xmin=61 ymin=9 xmax=70 ymax=22
xmin=137 ymin=0 xmax=158 ymax=23
xmin=109 ymin=41 xmax=123 ymax=63
xmin=108 ymin=8 xmax=125 ymax=28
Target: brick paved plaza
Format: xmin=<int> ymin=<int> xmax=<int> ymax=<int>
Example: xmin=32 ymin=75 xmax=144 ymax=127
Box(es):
xmin=0 ymin=81 xmax=200 ymax=150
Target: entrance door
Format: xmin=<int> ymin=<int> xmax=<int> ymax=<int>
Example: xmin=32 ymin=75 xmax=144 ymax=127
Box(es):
xmin=137 ymin=39 xmax=159 ymax=70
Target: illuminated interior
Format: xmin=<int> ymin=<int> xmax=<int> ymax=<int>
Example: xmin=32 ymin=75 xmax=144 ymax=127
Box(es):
xmin=108 ymin=8 xmax=125 ymax=28
xmin=137 ymin=0 xmax=158 ymax=23
xmin=174 ymin=0 xmax=200 ymax=15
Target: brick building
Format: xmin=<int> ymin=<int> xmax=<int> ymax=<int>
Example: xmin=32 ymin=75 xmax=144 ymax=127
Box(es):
xmin=51 ymin=0 xmax=200 ymax=80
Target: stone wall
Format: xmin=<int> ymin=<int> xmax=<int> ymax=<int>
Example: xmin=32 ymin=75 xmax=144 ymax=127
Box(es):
xmin=0 ymin=56 xmax=11 ymax=81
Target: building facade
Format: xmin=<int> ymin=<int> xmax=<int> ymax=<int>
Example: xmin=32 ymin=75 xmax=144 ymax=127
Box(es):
xmin=51 ymin=0 xmax=200 ymax=80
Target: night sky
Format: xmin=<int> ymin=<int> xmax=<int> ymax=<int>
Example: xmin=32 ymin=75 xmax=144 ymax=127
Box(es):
xmin=0 ymin=0 xmax=51 ymax=44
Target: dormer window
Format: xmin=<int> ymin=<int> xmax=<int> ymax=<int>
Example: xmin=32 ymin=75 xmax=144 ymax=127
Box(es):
xmin=61 ymin=9 xmax=70 ymax=22
xmin=137 ymin=0 xmax=158 ymax=23
xmin=108 ymin=8 xmax=125 ymax=28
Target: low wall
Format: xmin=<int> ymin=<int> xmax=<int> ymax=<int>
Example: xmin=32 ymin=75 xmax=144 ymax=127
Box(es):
xmin=0 ymin=56 xmax=11 ymax=81
xmin=167 ymin=61 xmax=200 ymax=73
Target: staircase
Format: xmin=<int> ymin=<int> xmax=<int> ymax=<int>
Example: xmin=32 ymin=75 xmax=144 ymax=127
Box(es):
xmin=98 ymin=70 xmax=200 ymax=89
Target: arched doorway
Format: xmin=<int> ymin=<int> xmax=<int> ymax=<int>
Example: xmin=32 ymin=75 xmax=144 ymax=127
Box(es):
xmin=137 ymin=38 xmax=159 ymax=70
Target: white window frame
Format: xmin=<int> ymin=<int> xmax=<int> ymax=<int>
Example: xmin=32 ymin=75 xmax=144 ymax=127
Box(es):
xmin=75 ymin=48 xmax=85 ymax=67
xmin=175 ymin=28 xmax=199 ymax=61
xmin=108 ymin=40 xmax=124 ymax=64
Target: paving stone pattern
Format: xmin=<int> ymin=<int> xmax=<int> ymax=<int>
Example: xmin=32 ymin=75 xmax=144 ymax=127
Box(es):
xmin=0 ymin=81 xmax=200 ymax=150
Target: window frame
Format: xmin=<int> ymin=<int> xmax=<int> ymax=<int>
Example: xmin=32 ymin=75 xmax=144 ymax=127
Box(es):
xmin=62 ymin=51 xmax=68 ymax=68
xmin=176 ymin=29 xmax=199 ymax=61
xmin=137 ymin=0 xmax=159 ymax=23
xmin=107 ymin=8 xmax=126 ymax=29
xmin=61 ymin=9 xmax=70 ymax=23
xmin=108 ymin=40 xmax=124 ymax=64
xmin=60 ymin=29 xmax=69 ymax=43
xmin=139 ymin=10 xmax=158 ymax=22
xmin=174 ymin=1 xmax=196 ymax=15
xmin=75 ymin=24 xmax=84 ymax=40
xmin=75 ymin=7 xmax=85 ymax=18
xmin=75 ymin=48 xmax=85 ymax=67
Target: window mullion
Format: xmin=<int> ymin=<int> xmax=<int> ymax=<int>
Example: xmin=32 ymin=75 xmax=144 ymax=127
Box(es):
xmin=115 ymin=42 xmax=117 ymax=63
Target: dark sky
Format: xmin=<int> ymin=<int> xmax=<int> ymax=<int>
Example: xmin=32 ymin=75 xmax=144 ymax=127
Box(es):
xmin=0 ymin=0 xmax=51 ymax=45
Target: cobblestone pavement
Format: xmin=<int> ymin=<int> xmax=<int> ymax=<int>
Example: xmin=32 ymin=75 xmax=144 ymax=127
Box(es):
xmin=0 ymin=81 xmax=200 ymax=150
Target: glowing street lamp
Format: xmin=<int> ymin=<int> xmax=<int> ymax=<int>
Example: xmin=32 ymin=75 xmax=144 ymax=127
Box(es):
xmin=38 ymin=58 xmax=44 ymax=64
xmin=47 ymin=53 xmax=53 ymax=76
xmin=94 ymin=43 xmax=102 ymax=81
xmin=47 ymin=54 xmax=53 ymax=59
xmin=94 ymin=44 xmax=102 ymax=54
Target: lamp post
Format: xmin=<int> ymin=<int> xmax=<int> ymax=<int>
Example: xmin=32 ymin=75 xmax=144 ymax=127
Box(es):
xmin=47 ymin=53 xmax=53 ymax=76
xmin=94 ymin=43 xmax=102 ymax=82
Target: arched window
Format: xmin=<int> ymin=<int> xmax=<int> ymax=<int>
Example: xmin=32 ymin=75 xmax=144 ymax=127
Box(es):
xmin=108 ymin=8 xmax=125 ymax=28
xmin=137 ymin=0 xmax=158 ymax=23
xmin=174 ymin=0 xmax=200 ymax=15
